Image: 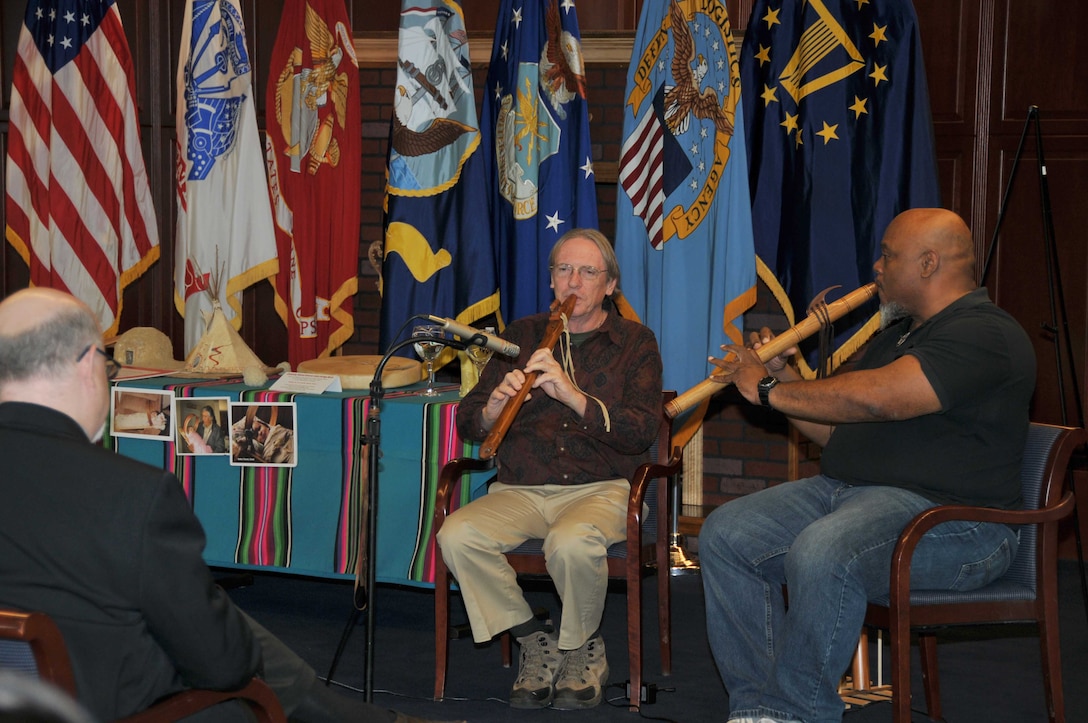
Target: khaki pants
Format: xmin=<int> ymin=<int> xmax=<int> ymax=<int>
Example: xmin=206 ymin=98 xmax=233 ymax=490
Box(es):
xmin=436 ymin=478 xmax=629 ymax=651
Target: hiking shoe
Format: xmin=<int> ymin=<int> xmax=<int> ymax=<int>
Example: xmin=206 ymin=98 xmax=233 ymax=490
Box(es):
xmin=552 ymin=635 xmax=609 ymax=710
xmin=510 ymin=630 xmax=564 ymax=709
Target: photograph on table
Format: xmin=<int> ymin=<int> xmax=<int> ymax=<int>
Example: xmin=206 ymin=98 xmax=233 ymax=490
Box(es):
xmin=229 ymin=402 xmax=298 ymax=467
xmin=110 ymin=388 xmax=174 ymax=440
xmin=174 ymin=397 xmax=230 ymax=455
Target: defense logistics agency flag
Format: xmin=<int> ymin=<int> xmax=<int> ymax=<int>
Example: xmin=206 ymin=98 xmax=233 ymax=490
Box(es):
xmin=379 ymin=0 xmax=499 ymax=353
xmin=175 ymin=0 xmax=279 ymax=354
xmin=267 ymin=0 xmax=361 ymax=366
xmin=615 ymin=0 xmax=756 ymax=397
xmin=742 ymin=0 xmax=939 ymax=371
xmin=5 ymin=0 xmax=159 ymax=337
xmin=482 ymin=0 xmax=598 ymax=323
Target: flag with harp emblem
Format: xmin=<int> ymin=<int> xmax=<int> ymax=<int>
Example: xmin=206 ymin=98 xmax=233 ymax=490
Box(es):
xmin=742 ymin=0 xmax=940 ymax=372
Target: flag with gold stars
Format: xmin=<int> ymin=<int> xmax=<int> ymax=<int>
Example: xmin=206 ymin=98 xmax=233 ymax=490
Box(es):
xmin=742 ymin=0 xmax=939 ymax=373
xmin=482 ymin=0 xmax=598 ymax=322
xmin=615 ymin=0 xmax=756 ymax=400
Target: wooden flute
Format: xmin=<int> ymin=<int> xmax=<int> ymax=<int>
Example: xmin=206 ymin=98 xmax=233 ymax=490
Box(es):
xmin=479 ymin=294 xmax=578 ymax=459
xmin=664 ymin=282 xmax=879 ymax=419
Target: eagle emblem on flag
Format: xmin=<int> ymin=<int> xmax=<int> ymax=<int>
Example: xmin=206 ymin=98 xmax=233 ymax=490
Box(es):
xmin=272 ymin=2 xmax=355 ymax=175
xmin=621 ymin=0 xmax=741 ymax=249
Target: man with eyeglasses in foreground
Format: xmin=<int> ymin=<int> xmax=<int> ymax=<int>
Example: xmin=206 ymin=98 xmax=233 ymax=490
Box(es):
xmin=438 ymin=229 xmax=664 ymax=710
xmin=0 ymin=288 xmax=461 ymax=723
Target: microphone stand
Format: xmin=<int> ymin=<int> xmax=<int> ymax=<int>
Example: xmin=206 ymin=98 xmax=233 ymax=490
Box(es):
xmin=325 ymin=334 xmax=468 ymax=699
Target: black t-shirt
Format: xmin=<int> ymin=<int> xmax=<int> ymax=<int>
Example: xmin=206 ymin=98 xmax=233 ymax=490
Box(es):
xmin=820 ymin=289 xmax=1036 ymax=508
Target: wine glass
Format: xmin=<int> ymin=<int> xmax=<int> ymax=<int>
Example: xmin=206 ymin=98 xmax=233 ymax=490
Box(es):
xmin=412 ymin=324 xmax=445 ymax=396
xmin=464 ymin=326 xmax=496 ymax=376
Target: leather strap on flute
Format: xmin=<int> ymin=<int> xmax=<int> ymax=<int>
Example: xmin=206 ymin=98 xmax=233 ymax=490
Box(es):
xmin=479 ymin=294 xmax=578 ymax=459
xmin=664 ymin=283 xmax=878 ymax=419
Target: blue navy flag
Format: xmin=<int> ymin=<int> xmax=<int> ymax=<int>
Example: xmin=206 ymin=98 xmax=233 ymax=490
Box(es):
xmin=481 ymin=0 xmax=598 ymax=323
xmin=742 ymin=0 xmax=940 ymax=372
xmin=615 ymin=0 xmax=756 ymax=400
xmin=379 ymin=0 xmax=499 ymax=355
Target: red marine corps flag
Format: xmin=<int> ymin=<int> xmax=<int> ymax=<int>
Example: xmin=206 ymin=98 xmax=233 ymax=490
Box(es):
xmin=266 ymin=0 xmax=362 ymax=366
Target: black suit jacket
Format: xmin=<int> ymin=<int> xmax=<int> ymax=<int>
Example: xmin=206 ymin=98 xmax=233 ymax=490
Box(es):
xmin=0 ymin=402 xmax=261 ymax=720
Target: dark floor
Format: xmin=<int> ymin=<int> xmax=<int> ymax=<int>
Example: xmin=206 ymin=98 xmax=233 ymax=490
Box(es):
xmin=226 ymin=560 xmax=1088 ymax=723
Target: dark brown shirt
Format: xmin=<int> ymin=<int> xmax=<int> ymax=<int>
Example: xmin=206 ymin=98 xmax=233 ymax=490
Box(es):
xmin=457 ymin=303 xmax=663 ymax=486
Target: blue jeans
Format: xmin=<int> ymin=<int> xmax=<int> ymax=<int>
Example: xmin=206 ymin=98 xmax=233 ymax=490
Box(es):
xmin=699 ymin=476 xmax=1018 ymax=723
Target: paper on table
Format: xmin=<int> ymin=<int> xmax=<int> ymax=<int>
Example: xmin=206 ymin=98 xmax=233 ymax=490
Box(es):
xmin=269 ymin=371 xmax=342 ymax=394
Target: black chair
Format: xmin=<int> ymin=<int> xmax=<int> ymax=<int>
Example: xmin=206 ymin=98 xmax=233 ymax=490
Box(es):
xmin=432 ymin=390 xmax=682 ymax=710
xmin=863 ymin=422 xmax=1084 ymax=723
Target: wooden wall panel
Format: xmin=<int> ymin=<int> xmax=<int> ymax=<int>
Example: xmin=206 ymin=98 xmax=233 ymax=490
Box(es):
xmin=914 ymin=0 xmax=976 ymax=126
xmin=996 ymin=2 xmax=1088 ymax=128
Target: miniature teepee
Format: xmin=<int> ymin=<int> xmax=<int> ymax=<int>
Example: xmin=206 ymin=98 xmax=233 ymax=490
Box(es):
xmin=184 ymin=299 xmax=273 ymax=376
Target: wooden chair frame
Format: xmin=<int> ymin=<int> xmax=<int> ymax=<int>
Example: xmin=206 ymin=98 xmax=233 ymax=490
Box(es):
xmin=432 ymin=390 xmax=681 ymax=710
xmin=0 ymin=608 xmax=285 ymax=722
xmin=863 ymin=422 xmax=1084 ymax=723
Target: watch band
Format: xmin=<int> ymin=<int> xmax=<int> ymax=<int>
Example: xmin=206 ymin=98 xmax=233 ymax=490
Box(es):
xmin=758 ymin=376 xmax=779 ymax=408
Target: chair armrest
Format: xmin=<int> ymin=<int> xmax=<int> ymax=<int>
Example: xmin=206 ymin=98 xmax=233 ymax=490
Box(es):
xmin=626 ymin=445 xmax=684 ymax=542
xmin=628 ymin=445 xmax=683 ymax=507
xmin=435 ymin=456 xmax=495 ymax=520
xmin=117 ymin=677 xmax=286 ymax=723
xmin=888 ymin=491 xmax=1076 ymax=603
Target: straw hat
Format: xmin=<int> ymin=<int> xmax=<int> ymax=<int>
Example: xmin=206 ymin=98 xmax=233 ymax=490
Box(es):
xmin=109 ymin=327 xmax=186 ymax=370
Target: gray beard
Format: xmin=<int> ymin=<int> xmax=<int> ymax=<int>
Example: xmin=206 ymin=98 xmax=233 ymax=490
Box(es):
xmin=880 ymin=301 xmax=910 ymax=330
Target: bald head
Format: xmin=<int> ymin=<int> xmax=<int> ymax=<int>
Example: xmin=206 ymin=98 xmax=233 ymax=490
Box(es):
xmin=0 ymin=289 xmax=111 ymax=440
xmin=875 ymin=208 xmax=979 ymax=324
xmin=0 ymin=288 xmax=101 ymax=386
xmin=889 ymin=208 xmax=976 ymax=283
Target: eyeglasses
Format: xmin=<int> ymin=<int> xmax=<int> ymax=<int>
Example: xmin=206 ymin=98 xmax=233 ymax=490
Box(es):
xmin=550 ymin=263 xmax=605 ymax=281
xmin=78 ymin=344 xmax=122 ymax=381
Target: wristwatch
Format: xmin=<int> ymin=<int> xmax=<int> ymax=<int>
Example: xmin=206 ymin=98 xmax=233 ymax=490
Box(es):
xmin=757 ymin=376 xmax=780 ymax=408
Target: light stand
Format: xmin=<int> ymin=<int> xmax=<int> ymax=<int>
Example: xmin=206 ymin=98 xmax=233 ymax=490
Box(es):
xmin=324 ymin=332 xmax=468 ymax=699
xmin=981 ymin=105 xmax=1088 ymax=622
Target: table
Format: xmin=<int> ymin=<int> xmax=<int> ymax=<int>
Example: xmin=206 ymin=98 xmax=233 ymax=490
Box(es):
xmin=110 ymin=377 xmax=489 ymax=587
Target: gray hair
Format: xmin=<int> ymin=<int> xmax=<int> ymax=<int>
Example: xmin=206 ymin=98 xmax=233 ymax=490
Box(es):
xmin=0 ymin=304 xmax=100 ymax=384
xmin=549 ymin=228 xmax=621 ymax=290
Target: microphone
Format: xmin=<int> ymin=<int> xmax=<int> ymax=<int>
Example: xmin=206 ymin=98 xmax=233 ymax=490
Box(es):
xmin=426 ymin=316 xmax=521 ymax=357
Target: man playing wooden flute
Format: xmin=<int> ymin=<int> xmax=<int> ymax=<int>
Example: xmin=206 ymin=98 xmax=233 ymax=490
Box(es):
xmin=437 ymin=228 xmax=664 ymax=710
xmin=699 ymin=208 xmax=1036 ymax=723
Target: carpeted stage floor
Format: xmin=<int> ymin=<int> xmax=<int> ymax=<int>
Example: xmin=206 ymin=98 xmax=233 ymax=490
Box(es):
xmin=226 ymin=560 xmax=1088 ymax=723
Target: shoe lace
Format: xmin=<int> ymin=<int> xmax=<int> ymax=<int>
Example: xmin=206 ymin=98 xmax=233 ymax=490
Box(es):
xmin=559 ymin=639 xmax=599 ymax=684
xmin=516 ymin=634 xmax=558 ymax=684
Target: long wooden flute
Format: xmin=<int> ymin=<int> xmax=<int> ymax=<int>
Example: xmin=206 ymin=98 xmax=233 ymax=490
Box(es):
xmin=479 ymin=294 xmax=578 ymax=459
xmin=665 ymin=283 xmax=878 ymax=419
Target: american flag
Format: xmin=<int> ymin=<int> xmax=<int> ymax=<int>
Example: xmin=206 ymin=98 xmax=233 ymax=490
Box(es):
xmin=4 ymin=0 xmax=160 ymax=336
xmin=618 ymin=99 xmax=666 ymax=250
